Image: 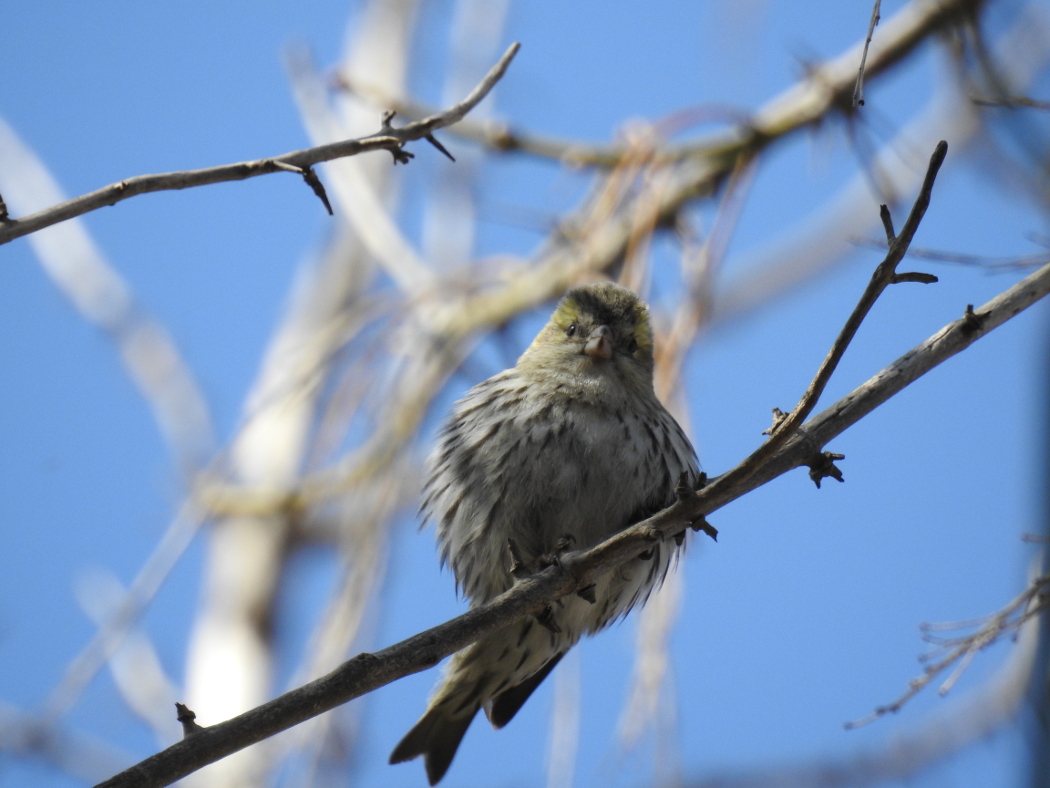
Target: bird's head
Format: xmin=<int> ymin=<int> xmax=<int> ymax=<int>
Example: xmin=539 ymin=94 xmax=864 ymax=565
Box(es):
xmin=519 ymin=282 xmax=656 ymax=389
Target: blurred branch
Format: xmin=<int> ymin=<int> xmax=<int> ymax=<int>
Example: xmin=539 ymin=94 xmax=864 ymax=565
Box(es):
xmin=194 ymin=0 xmax=992 ymax=516
xmin=0 ymin=42 xmax=520 ymax=246
xmin=847 ymin=570 xmax=1050 ymax=728
xmin=546 ymin=649 xmax=581 ymax=788
xmin=715 ymin=1 xmax=1050 ymax=327
xmin=180 ymin=6 xmax=427 ymax=787
xmin=0 ymin=116 xmax=216 ymax=477
xmin=0 ymin=701 xmax=133 ymax=784
xmin=332 ymin=74 xmax=713 ymax=167
xmin=432 ymin=0 xmax=986 ymax=334
xmin=972 ymin=94 xmax=1050 ymax=109
xmin=41 ymin=502 xmax=207 ymax=724
xmin=336 ymin=0 xmax=983 ymax=175
xmin=285 ymin=48 xmax=435 ymax=294
xmin=852 ymin=237 xmax=1049 ymax=271
xmin=75 ymin=570 xmax=181 ymax=744
xmin=1028 ymin=439 xmax=1050 ymax=788
xmin=685 ymin=606 xmax=1042 ymax=788
xmin=93 ymin=204 xmax=1050 ymax=788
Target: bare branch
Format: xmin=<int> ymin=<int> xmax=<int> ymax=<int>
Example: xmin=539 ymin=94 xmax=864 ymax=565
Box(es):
xmin=74 ymin=570 xmax=181 ymax=743
xmin=0 ymin=117 xmax=217 ymax=477
xmin=683 ymin=608 xmax=1042 ymax=788
xmin=93 ymin=248 xmax=1050 ymax=788
xmin=701 ymin=141 xmax=945 ymax=502
xmin=199 ymin=0 xmax=992 ymax=514
xmin=714 ymin=6 xmax=1050 ymax=328
xmin=0 ymin=42 xmax=520 ymax=246
xmin=846 ymin=571 xmax=1050 ymax=728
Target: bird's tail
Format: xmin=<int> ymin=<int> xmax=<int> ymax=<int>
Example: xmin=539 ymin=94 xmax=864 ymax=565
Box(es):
xmin=389 ymin=703 xmax=476 ymax=786
xmin=391 ymin=616 xmax=572 ymax=783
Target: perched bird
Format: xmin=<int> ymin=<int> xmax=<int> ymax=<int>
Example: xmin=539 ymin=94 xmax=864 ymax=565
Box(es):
xmin=390 ymin=282 xmax=699 ymax=784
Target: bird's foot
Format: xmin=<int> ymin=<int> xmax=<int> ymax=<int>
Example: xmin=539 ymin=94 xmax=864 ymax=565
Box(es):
xmin=536 ymin=604 xmax=562 ymax=633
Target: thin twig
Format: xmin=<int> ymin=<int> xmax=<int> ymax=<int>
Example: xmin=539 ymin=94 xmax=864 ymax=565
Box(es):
xmin=854 ymin=0 xmax=883 ymax=107
xmin=0 ymin=43 xmax=520 ymax=246
xmin=845 ymin=572 xmax=1050 ymax=728
xmin=683 ymin=609 xmax=1041 ymax=788
xmin=332 ymin=73 xmax=732 ymax=168
xmin=92 ymin=252 xmax=1050 ymax=788
xmin=851 ymin=237 xmax=1050 ymax=271
xmin=194 ymin=0 xmax=990 ymax=515
xmin=272 ymin=160 xmax=334 ymax=215
xmin=702 ymin=141 xmax=945 ymax=501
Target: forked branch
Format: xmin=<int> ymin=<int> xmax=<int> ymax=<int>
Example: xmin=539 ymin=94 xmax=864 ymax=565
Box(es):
xmin=0 ymin=43 xmax=520 ymax=246
xmin=702 ymin=140 xmax=946 ymax=500
xmin=92 ymin=149 xmax=1050 ymax=788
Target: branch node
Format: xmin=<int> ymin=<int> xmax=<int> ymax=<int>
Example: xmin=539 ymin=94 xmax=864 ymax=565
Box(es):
xmin=175 ymin=702 xmax=205 ymax=737
xmin=378 ymin=110 xmax=414 ymax=165
xmin=762 ymin=407 xmax=789 ymax=436
xmin=806 ymin=451 xmax=846 ymax=488
xmin=962 ymin=303 xmax=986 ymax=333
xmin=879 ymin=204 xmax=896 ymax=244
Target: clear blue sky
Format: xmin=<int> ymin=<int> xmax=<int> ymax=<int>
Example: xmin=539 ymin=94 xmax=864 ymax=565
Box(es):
xmin=1 ymin=1 xmax=1048 ymax=787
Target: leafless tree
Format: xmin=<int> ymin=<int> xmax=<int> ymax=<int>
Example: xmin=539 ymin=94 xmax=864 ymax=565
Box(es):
xmin=1 ymin=1 xmax=1048 ymax=787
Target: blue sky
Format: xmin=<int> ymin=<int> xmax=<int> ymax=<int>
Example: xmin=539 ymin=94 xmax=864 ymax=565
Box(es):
xmin=1 ymin=1 xmax=1049 ymax=787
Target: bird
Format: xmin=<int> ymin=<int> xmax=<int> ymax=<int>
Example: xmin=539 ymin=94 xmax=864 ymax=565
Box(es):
xmin=390 ymin=281 xmax=699 ymax=784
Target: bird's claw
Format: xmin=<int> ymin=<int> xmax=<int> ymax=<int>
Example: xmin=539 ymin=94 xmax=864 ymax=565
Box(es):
xmin=690 ymin=516 xmax=718 ymax=542
xmin=536 ymin=605 xmax=562 ymax=633
xmin=508 ymin=538 xmax=530 ymax=579
xmin=576 ymin=583 xmax=597 ymax=604
xmin=538 ymin=534 xmax=577 ymax=569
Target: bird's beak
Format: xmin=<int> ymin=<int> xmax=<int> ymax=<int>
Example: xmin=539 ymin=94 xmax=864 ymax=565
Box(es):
xmin=583 ymin=325 xmax=614 ymax=360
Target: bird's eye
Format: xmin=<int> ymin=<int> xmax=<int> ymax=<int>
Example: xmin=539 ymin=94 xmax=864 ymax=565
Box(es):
xmin=625 ymin=336 xmax=638 ymax=353
xmin=566 ymin=324 xmax=577 ymax=337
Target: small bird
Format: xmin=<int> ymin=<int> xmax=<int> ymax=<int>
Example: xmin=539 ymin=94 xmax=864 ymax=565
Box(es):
xmin=390 ymin=282 xmax=699 ymax=784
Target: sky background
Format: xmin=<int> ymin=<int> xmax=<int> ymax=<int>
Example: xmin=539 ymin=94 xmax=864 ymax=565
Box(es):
xmin=1 ymin=1 xmax=1049 ymax=787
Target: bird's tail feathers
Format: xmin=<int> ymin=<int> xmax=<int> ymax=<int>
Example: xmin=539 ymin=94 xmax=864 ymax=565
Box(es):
xmin=390 ymin=704 xmax=476 ymax=786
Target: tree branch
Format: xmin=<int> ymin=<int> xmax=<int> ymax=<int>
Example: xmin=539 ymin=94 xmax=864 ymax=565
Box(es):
xmin=703 ymin=140 xmax=945 ymax=500
xmin=0 ymin=42 xmax=520 ymax=246
xmin=683 ymin=606 xmax=1042 ymax=788
xmin=195 ymin=0 xmax=990 ymax=515
xmin=845 ymin=571 xmax=1050 ymax=728
xmin=94 ymin=233 xmax=1050 ymax=788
